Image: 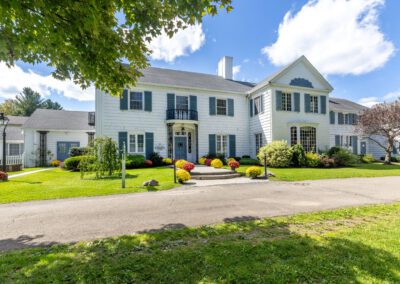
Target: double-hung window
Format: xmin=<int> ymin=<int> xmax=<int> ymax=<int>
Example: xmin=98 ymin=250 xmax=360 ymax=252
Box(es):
xmin=176 ymin=96 xmax=188 ymax=110
xmin=310 ymin=95 xmax=318 ymax=113
xmin=216 ymin=135 xmax=228 ymax=156
xmin=129 ymin=134 xmax=144 ymax=153
xmin=290 ymin=127 xmax=297 ymax=146
xmin=255 ymin=133 xmax=263 ymax=154
xmin=130 ymin=92 xmax=143 ymax=110
xmin=9 ymin=143 xmax=21 ymax=156
xmin=216 ymin=99 xmax=227 ymax=115
xmin=282 ymin=92 xmax=292 ymax=111
xmin=254 ymin=96 xmax=262 ymax=115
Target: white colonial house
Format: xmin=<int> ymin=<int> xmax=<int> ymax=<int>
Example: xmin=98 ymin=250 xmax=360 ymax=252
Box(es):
xmin=23 ymin=109 xmax=95 ymax=167
xmin=0 ymin=115 xmax=28 ymax=167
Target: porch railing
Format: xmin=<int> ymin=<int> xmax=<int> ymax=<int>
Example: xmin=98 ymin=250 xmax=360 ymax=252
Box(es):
xmin=0 ymin=155 xmax=23 ymax=166
xmin=166 ymin=109 xmax=198 ymax=121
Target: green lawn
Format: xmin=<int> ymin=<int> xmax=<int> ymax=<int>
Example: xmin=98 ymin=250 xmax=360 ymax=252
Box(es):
xmin=0 ymin=167 xmax=178 ymax=204
xmin=233 ymin=162 xmax=400 ymax=181
xmin=8 ymin=167 xmax=44 ymax=175
xmin=1 ymin=203 xmax=400 ymax=283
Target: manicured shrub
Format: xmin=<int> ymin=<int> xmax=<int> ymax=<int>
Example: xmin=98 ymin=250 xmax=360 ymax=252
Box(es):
xmin=291 ymin=144 xmax=307 ymax=167
xmin=361 ymin=154 xmax=375 ymax=163
xmin=175 ymin=159 xmax=187 ymax=169
xmin=126 ymin=154 xmax=145 ymax=169
xmin=305 ymin=152 xmax=320 ymax=168
xmin=78 ymin=155 xmax=97 ymax=178
xmin=149 ymin=152 xmax=163 ymax=167
xmin=246 ymin=166 xmax=262 ymax=179
xmin=240 ymin=158 xmax=260 ymax=165
xmin=327 ymin=146 xmax=341 ymax=157
xmin=176 ymin=169 xmax=190 ymax=183
xmin=0 ymin=171 xmax=8 ymax=182
xmin=331 ymin=148 xmax=359 ymax=166
xmin=144 ymin=160 xmax=153 ymax=167
xmin=228 ymin=160 xmax=240 ymax=171
xmin=258 ymin=140 xmax=292 ymax=168
xmin=242 ymin=155 xmax=251 ymax=159
xmin=69 ymin=147 xmax=92 ymax=157
xmin=211 ymin=159 xmax=223 ymax=168
xmin=205 ymin=158 xmax=212 ymax=166
xmin=319 ymin=156 xmax=336 ymax=168
xmin=162 ymin=158 xmax=172 ymax=165
xmin=64 ymin=156 xmax=83 ymax=171
xmin=50 ymin=160 xmax=61 ymax=167
xmin=397 ymin=156 xmax=400 ymax=162
xmin=182 ymin=162 xmax=195 ymax=172
xmin=199 ymin=157 xmax=207 ymax=165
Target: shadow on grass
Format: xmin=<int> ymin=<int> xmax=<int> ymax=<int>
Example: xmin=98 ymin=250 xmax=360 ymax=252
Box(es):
xmin=82 ymin=173 xmax=138 ymax=181
xmin=1 ymin=216 xmax=399 ymax=283
xmin=7 ymin=180 xmax=42 ymax=185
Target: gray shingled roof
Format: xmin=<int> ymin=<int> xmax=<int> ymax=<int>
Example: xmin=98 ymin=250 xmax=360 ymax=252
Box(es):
xmin=329 ymin=98 xmax=367 ymax=112
xmin=23 ymin=109 xmax=95 ymax=131
xmin=8 ymin=116 xmax=29 ymax=125
xmin=6 ymin=126 xmax=23 ymax=141
xmin=138 ymin=67 xmax=255 ymax=93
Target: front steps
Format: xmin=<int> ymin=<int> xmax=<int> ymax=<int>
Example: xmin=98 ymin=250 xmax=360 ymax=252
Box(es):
xmin=190 ymin=170 xmax=242 ymax=180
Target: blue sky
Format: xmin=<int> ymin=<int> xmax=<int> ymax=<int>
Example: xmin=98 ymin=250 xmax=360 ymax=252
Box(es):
xmin=1 ymin=0 xmax=399 ymax=110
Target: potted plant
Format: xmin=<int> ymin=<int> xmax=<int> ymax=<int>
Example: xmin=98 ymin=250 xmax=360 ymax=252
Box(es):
xmin=228 ymin=160 xmax=240 ymax=171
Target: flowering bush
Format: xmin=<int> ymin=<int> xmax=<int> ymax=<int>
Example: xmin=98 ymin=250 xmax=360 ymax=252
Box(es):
xmin=199 ymin=157 xmax=207 ymax=165
xmin=175 ymin=159 xmax=187 ymax=169
xmin=228 ymin=160 xmax=240 ymax=170
xmin=144 ymin=160 xmax=153 ymax=167
xmin=0 ymin=171 xmax=8 ymax=182
xmin=205 ymin=158 xmax=212 ymax=166
xmin=227 ymin=157 xmax=236 ymax=163
xmin=361 ymin=154 xmax=375 ymax=164
xmin=182 ymin=162 xmax=195 ymax=172
xmin=50 ymin=160 xmax=61 ymax=167
xmin=258 ymin=140 xmax=292 ymax=168
xmin=319 ymin=156 xmax=336 ymax=168
xmin=176 ymin=169 xmax=190 ymax=183
xmin=305 ymin=152 xmax=320 ymax=168
xmin=211 ymin=158 xmax=223 ymax=168
xmin=162 ymin=158 xmax=172 ymax=165
xmin=246 ymin=166 xmax=262 ymax=179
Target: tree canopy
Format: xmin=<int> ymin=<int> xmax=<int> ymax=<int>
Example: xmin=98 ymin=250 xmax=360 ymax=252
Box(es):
xmin=0 ymin=1 xmax=232 ymax=96
xmin=0 ymin=87 xmax=63 ymax=116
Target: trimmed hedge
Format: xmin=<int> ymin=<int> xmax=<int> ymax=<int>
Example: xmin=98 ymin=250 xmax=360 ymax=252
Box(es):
xmin=240 ymin=158 xmax=260 ymax=165
xmin=64 ymin=156 xmax=83 ymax=171
xmin=126 ymin=154 xmax=145 ymax=169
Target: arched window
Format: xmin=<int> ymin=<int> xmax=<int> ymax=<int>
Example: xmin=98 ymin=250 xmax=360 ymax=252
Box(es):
xmin=300 ymin=127 xmax=316 ymax=152
xmin=290 ymin=126 xmax=297 ymax=146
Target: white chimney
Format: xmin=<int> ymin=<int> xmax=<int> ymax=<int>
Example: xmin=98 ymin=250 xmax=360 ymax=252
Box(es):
xmin=218 ymin=56 xmax=233 ymax=80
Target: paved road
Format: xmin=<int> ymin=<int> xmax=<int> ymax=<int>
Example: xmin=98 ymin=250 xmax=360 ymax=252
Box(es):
xmin=1 ymin=176 xmax=400 ymax=251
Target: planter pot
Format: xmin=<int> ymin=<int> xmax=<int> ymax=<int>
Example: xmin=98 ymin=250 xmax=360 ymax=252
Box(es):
xmin=230 ymin=167 xmax=236 ymax=171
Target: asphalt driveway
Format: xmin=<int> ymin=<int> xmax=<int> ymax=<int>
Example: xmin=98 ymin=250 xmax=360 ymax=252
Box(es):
xmin=1 ymin=176 xmax=400 ymax=251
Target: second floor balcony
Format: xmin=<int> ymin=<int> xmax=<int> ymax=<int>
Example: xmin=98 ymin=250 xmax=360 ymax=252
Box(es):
xmin=166 ymin=109 xmax=198 ymax=121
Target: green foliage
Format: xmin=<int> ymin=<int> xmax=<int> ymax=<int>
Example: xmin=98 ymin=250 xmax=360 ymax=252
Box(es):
xmin=327 ymin=146 xmax=341 ymax=157
xmin=126 ymin=154 xmax=145 ymax=169
xmin=258 ymin=140 xmax=292 ymax=168
xmin=50 ymin=160 xmax=61 ymax=167
xmin=0 ymin=1 xmax=232 ymax=95
xmin=93 ymin=137 xmax=119 ymax=177
xmin=64 ymin=156 xmax=83 ymax=171
xmin=78 ymin=155 xmax=97 ymax=179
xmin=305 ymin=152 xmax=320 ymax=168
xmin=319 ymin=156 xmax=336 ymax=168
xmin=245 ymin=166 xmax=262 ymax=178
xmin=162 ymin=158 xmax=172 ymax=165
xmin=331 ymin=148 xmax=359 ymax=167
xmin=149 ymin=152 xmax=163 ymax=167
xmin=69 ymin=147 xmax=92 ymax=158
xmin=361 ymin=154 xmax=375 ymax=164
xmin=240 ymin=158 xmax=260 ymax=165
xmin=2 ymin=87 xmax=62 ymax=116
xmin=291 ymin=144 xmax=307 ymax=167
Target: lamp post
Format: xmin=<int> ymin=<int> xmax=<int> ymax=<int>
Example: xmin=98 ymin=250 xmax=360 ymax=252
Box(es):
xmin=0 ymin=113 xmax=9 ymax=172
xmin=263 ymin=151 xmax=268 ymax=180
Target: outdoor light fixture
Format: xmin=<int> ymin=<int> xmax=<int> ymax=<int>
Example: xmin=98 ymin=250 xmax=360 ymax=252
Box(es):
xmin=0 ymin=113 xmax=10 ymax=172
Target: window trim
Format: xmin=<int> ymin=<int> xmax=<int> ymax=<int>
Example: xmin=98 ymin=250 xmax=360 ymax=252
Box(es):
xmin=216 ymin=134 xmax=228 ymax=157
xmin=129 ymin=91 xmax=144 ymax=110
xmin=216 ymin=98 xmax=227 ymax=116
xmin=255 ymin=133 xmax=263 ymax=154
xmin=281 ymin=92 xmax=292 ymax=112
xmin=8 ymin=143 xmax=22 ymax=156
xmin=175 ymin=95 xmax=189 ymax=110
xmin=290 ymin=126 xmax=298 ymax=146
xmin=309 ymin=95 xmax=318 ymax=113
xmin=254 ymin=96 xmax=262 ymax=115
xmin=128 ymin=133 xmax=145 ymax=154
xmin=300 ymin=126 xmax=317 ymax=152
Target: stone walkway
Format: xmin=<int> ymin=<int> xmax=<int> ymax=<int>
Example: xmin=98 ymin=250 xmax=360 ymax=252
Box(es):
xmin=8 ymin=168 xmax=52 ymax=179
xmin=190 ymin=165 xmax=232 ymax=174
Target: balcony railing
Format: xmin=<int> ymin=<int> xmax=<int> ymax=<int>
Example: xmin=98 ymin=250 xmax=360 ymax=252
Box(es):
xmin=166 ymin=109 xmax=198 ymax=121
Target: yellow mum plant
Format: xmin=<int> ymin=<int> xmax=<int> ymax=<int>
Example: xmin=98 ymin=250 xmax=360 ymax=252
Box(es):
xmin=176 ymin=169 xmax=190 ymax=183
xmin=175 ymin=159 xmax=187 ymax=169
xmin=211 ymin=158 xmax=223 ymax=168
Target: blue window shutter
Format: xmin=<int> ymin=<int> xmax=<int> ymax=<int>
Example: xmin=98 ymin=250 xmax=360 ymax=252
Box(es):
xmin=352 ymin=136 xmax=358 ymax=154
xmin=304 ymin=94 xmax=310 ymax=113
xmin=354 ymin=114 xmax=358 ymax=125
xmin=167 ymin=93 xmax=175 ymax=110
xmin=338 ymin=113 xmax=344 ymax=124
xmin=229 ymin=135 xmax=236 ymax=157
xmin=209 ymin=97 xmax=216 ymax=115
xmin=321 ymin=95 xmax=326 ymax=114
xmin=118 ymin=132 xmax=128 ymax=153
xmin=144 ymin=91 xmax=152 ymax=112
xmin=227 ymin=98 xmax=234 ymax=116
xmin=294 ymin=92 xmax=300 ymax=112
xmin=145 ymin=132 xmax=154 ymax=159
xmin=260 ymin=95 xmax=265 ymax=113
xmin=120 ymin=89 xmax=128 ymax=110
xmin=330 ymin=111 xmax=335 ymax=124
xmin=276 ymin=90 xmax=282 ymax=111
xmin=249 ymin=99 xmax=253 ymax=117
xmin=209 ymin=134 xmax=216 ymax=155
xmin=335 ymin=135 xmax=340 ymax=146
xmin=190 ymin=95 xmax=197 ymax=111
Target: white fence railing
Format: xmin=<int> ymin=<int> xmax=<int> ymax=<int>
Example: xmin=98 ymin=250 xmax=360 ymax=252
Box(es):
xmin=0 ymin=155 xmax=23 ymax=166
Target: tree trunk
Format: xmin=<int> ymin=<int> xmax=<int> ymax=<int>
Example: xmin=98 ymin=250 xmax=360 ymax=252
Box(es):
xmin=384 ymin=151 xmax=392 ymax=164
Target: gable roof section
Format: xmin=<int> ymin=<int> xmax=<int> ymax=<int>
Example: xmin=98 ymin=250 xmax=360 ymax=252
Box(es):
xmin=7 ymin=116 xmax=28 ymax=126
xmin=137 ymin=67 xmax=254 ymax=93
xmin=249 ymin=56 xmax=334 ymax=93
xmin=329 ymin=98 xmax=367 ymax=113
xmin=23 ymin=109 xmax=95 ymax=131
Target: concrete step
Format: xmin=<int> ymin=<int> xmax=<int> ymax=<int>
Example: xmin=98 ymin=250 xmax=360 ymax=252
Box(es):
xmin=191 ymin=170 xmax=234 ymax=176
xmin=191 ymin=172 xmax=242 ymax=180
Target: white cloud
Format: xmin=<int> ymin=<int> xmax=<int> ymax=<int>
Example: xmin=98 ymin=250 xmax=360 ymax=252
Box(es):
xmin=358 ymin=90 xmax=400 ymax=107
xmin=232 ymin=65 xmax=241 ymax=79
xmin=243 ymin=58 xmax=250 ymax=63
xmin=383 ymin=90 xmax=400 ymax=101
xmin=0 ymin=63 xmax=94 ymax=101
xmin=358 ymin=96 xmax=381 ymax=107
xmin=262 ymin=0 xmax=395 ymax=75
xmin=148 ymin=24 xmax=205 ymax=62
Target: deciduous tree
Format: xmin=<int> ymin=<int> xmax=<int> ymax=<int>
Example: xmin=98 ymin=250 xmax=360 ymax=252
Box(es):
xmin=357 ymin=100 xmax=400 ymax=164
